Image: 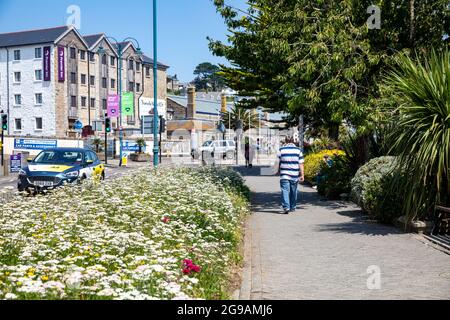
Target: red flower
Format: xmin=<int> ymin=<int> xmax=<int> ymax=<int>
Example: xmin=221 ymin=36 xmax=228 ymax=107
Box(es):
xmin=162 ymin=217 xmax=171 ymax=223
xmin=182 ymin=259 xmax=201 ymax=274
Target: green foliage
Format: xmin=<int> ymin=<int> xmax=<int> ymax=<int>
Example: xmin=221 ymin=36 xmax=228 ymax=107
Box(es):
xmin=135 ymin=138 xmax=147 ymax=154
xmin=351 ymin=157 xmax=404 ymax=223
xmin=193 ymin=62 xmax=225 ymax=91
xmin=210 ymin=0 xmax=449 ymax=136
xmin=304 ymin=149 xmax=344 ymax=184
xmin=317 ymin=155 xmax=353 ymax=199
xmin=384 ymin=50 xmax=450 ymax=221
xmin=221 ymin=106 xmax=259 ymax=131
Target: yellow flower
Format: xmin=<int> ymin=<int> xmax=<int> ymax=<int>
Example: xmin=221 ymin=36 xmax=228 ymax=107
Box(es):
xmin=41 ymin=275 xmax=49 ymax=281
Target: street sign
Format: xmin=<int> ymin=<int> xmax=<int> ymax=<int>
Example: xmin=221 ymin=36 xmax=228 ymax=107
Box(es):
xmin=107 ymin=94 xmax=120 ymax=118
xmin=10 ymin=154 xmax=22 ymax=173
xmin=123 ymin=141 xmax=141 ymax=152
xmin=74 ymin=120 xmax=83 ymax=132
xmin=122 ymin=92 xmax=134 ymax=116
xmin=14 ymin=139 xmax=57 ymax=150
xmin=142 ymin=116 xmax=154 ymax=135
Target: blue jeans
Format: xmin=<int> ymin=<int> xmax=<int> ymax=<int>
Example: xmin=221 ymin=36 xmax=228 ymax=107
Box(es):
xmin=280 ymin=179 xmax=298 ymax=210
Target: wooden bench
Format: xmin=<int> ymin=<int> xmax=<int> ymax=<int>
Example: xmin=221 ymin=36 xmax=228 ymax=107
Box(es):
xmin=433 ymin=206 xmax=450 ymax=235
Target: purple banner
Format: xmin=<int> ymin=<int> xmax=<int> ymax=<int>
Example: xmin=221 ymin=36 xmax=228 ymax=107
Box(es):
xmin=58 ymin=46 xmax=65 ymax=82
xmin=107 ymin=94 xmax=119 ymax=118
xmin=43 ymin=46 xmax=51 ymax=81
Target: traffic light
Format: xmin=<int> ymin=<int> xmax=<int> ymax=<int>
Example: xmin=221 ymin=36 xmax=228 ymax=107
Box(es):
xmin=1 ymin=114 xmax=7 ymax=131
xmin=160 ymin=117 xmax=166 ymax=133
xmin=105 ymin=117 xmax=111 ymax=133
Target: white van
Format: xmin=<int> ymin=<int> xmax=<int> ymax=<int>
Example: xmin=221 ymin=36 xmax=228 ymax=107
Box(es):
xmin=194 ymin=140 xmax=236 ymax=160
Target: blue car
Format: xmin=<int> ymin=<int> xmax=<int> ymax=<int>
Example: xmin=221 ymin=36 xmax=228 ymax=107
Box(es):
xmin=18 ymin=148 xmax=105 ymax=192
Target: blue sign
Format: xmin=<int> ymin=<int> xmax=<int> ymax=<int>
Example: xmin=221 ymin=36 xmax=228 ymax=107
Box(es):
xmin=122 ymin=141 xmax=141 ymax=152
xmin=10 ymin=154 xmax=22 ymax=173
xmin=14 ymin=139 xmax=57 ymax=150
xmin=74 ymin=121 xmax=83 ymax=130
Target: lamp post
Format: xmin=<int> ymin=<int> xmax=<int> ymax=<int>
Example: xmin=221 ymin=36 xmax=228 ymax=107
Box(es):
xmin=98 ymin=38 xmax=142 ymax=167
xmin=152 ymin=0 xmax=159 ymax=167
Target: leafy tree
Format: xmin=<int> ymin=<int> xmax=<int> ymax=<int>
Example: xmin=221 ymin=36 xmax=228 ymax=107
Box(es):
xmin=193 ymin=62 xmax=225 ymax=91
xmin=209 ymin=0 xmax=449 ymax=146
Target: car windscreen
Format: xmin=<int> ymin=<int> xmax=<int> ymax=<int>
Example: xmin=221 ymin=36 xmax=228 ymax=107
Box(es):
xmin=33 ymin=151 xmax=84 ymax=165
xmin=202 ymin=141 xmax=212 ymax=147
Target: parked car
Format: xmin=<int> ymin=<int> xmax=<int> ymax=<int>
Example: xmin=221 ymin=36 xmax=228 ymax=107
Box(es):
xmin=18 ymin=148 xmax=105 ymax=193
xmin=193 ymin=140 xmax=236 ymax=160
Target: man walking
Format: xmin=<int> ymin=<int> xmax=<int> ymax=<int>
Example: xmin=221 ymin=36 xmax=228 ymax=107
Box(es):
xmin=277 ymin=137 xmax=305 ymax=214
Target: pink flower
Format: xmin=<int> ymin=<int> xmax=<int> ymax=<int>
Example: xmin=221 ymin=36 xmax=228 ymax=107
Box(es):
xmin=162 ymin=217 xmax=171 ymax=223
xmin=182 ymin=259 xmax=201 ymax=274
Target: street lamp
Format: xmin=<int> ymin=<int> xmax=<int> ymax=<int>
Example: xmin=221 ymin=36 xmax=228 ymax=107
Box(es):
xmin=98 ymin=37 xmax=142 ymax=167
xmin=152 ymin=0 xmax=159 ymax=167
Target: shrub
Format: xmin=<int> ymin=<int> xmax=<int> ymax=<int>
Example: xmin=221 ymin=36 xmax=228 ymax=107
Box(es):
xmin=351 ymin=156 xmax=404 ymax=223
xmin=304 ymin=149 xmax=344 ymax=184
xmin=317 ymin=155 xmax=353 ymax=199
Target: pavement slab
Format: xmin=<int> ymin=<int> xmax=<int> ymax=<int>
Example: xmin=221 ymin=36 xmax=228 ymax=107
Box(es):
xmin=239 ymin=167 xmax=450 ymax=300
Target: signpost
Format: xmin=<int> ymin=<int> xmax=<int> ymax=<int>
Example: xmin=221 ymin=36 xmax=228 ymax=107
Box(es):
xmin=74 ymin=120 xmax=83 ymax=148
xmin=10 ymin=154 xmax=21 ymax=173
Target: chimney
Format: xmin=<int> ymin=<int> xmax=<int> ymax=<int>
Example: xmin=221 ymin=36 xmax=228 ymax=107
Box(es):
xmin=221 ymin=94 xmax=227 ymax=113
xmin=187 ymin=87 xmax=196 ymax=119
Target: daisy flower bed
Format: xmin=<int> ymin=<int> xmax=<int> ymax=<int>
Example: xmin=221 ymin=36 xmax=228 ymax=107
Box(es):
xmin=0 ymin=167 xmax=250 ymax=300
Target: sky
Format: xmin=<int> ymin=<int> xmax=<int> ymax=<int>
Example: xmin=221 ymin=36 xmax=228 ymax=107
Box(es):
xmin=0 ymin=0 xmax=245 ymax=82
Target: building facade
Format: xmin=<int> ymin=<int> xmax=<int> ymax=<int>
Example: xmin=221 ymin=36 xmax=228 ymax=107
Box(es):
xmin=0 ymin=26 xmax=169 ymax=139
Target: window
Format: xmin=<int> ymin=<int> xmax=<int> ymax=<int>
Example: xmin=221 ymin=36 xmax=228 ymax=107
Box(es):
xmin=111 ymin=79 xmax=116 ymax=89
xmin=14 ymin=118 xmax=22 ymax=131
xmin=81 ymin=74 xmax=86 ymax=85
xmin=35 ymin=48 xmax=42 ymax=59
xmin=90 ymin=98 xmax=96 ymax=109
xmin=70 ymin=47 xmax=77 ymax=59
xmin=90 ymin=76 xmax=95 ymax=86
xmin=128 ymin=60 xmax=134 ymax=70
xmin=102 ymin=55 xmax=107 ymax=65
xmin=70 ymin=72 xmax=77 ymax=84
xmin=14 ymin=94 xmax=22 ymax=105
xmin=136 ymin=83 xmax=141 ymax=92
xmin=35 ymin=70 xmax=43 ymax=81
xmin=80 ymin=50 xmax=86 ymax=60
xmin=81 ymin=96 xmax=87 ymax=108
xmin=129 ymin=82 xmax=134 ymax=92
xmin=70 ymin=96 xmax=77 ymax=108
xmin=136 ymin=63 xmax=140 ymax=72
xmin=102 ymin=99 xmax=107 ymax=110
xmin=110 ymin=56 xmax=115 ymax=66
xmin=35 ymin=93 xmax=43 ymax=105
xmin=89 ymin=52 xmax=95 ymax=62
xmin=102 ymin=77 xmax=107 ymax=89
xmin=14 ymin=50 xmax=21 ymax=61
xmin=35 ymin=117 xmax=43 ymax=130
xmin=146 ymin=66 xmax=151 ymax=77
xmin=14 ymin=72 xmax=21 ymax=83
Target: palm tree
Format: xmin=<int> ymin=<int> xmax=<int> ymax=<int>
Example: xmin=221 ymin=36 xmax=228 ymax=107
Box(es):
xmin=92 ymin=137 xmax=103 ymax=153
xmin=385 ymin=49 xmax=450 ymax=221
xmin=221 ymin=106 xmax=260 ymax=131
xmin=135 ymin=138 xmax=147 ymax=154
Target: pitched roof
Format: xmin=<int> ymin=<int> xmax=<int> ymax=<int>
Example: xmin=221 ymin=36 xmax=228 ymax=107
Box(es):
xmin=83 ymin=34 xmax=104 ymax=48
xmin=0 ymin=26 xmax=69 ymax=47
xmin=142 ymin=55 xmax=169 ymax=69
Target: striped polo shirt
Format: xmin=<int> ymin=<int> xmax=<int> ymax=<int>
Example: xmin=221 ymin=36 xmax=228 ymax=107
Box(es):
xmin=277 ymin=143 xmax=304 ymax=181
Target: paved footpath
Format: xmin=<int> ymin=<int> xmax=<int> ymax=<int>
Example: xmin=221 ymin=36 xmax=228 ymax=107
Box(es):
xmin=238 ymin=167 xmax=450 ymax=300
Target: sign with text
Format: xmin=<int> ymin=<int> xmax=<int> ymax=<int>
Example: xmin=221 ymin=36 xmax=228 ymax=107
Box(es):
xmin=121 ymin=92 xmax=134 ymax=116
xmin=122 ymin=141 xmax=141 ymax=152
xmin=142 ymin=116 xmax=154 ymax=135
xmin=14 ymin=139 xmax=57 ymax=150
xmin=139 ymin=97 xmax=167 ymax=118
xmin=10 ymin=154 xmax=22 ymax=173
xmin=43 ymin=46 xmax=51 ymax=81
xmin=58 ymin=46 xmax=65 ymax=82
xmin=107 ymin=94 xmax=119 ymax=118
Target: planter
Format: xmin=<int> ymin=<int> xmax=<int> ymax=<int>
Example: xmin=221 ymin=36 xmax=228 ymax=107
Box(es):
xmin=130 ymin=153 xmax=151 ymax=162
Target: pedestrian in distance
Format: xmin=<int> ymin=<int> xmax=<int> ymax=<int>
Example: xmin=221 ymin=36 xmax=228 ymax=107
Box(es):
xmin=277 ymin=137 xmax=305 ymax=214
xmin=245 ymin=137 xmax=255 ymax=168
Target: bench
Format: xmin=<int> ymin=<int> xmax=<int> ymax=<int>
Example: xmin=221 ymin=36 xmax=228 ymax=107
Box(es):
xmin=433 ymin=206 xmax=450 ymax=235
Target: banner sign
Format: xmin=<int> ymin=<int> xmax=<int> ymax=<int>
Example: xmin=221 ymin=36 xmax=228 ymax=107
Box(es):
xmin=10 ymin=154 xmax=22 ymax=173
xmin=14 ymin=139 xmax=57 ymax=150
xmin=107 ymin=94 xmax=120 ymax=118
xmin=58 ymin=46 xmax=65 ymax=82
xmin=139 ymin=97 xmax=167 ymax=118
xmin=121 ymin=92 xmax=134 ymax=116
xmin=43 ymin=46 xmax=51 ymax=81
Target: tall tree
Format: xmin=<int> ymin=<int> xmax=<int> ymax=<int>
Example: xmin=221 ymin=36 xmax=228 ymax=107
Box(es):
xmin=209 ymin=0 xmax=450 ymax=144
xmin=193 ymin=62 xmax=225 ymax=91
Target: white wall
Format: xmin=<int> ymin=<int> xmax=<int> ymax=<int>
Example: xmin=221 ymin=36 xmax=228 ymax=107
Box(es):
xmin=6 ymin=44 xmax=56 ymax=137
xmin=0 ymin=48 xmax=7 ymax=115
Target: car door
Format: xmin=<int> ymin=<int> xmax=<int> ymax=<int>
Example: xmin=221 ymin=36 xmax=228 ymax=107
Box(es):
xmin=80 ymin=151 xmax=95 ymax=179
xmin=91 ymin=152 xmax=104 ymax=178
